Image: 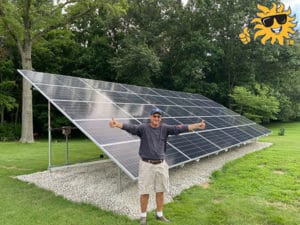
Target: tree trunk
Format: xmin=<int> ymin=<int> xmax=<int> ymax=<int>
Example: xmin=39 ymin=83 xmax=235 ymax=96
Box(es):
xmin=19 ymin=43 xmax=34 ymax=143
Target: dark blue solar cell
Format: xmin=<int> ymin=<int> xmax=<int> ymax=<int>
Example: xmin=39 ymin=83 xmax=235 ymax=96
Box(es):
xmin=162 ymin=118 xmax=181 ymax=125
xmin=238 ymin=125 xmax=265 ymax=138
xmin=82 ymin=78 xmax=128 ymax=92
xmin=158 ymin=105 xmax=193 ymax=117
xmin=222 ymin=108 xmax=239 ymax=115
xmin=221 ymin=116 xmax=253 ymax=126
xmin=36 ymin=84 xmax=108 ymax=102
xmin=183 ymin=106 xmax=212 ymax=116
xmin=100 ymin=91 xmax=147 ymax=104
xmin=203 ymin=100 xmax=223 ymax=107
xmin=190 ymin=93 xmax=210 ymax=100
xmin=103 ymin=141 xmax=140 ymax=179
xmin=238 ymin=116 xmax=255 ymax=124
xmin=175 ymin=117 xmax=201 ymax=124
xmin=203 ymin=107 xmax=235 ymax=116
xmin=198 ymin=130 xmax=240 ymax=149
xmin=172 ymin=91 xmax=194 ymax=99
xmin=202 ymin=117 xmax=232 ymax=128
xmin=152 ymin=88 xmax=180 ymax=97
xmin=21 ymin=70 xmax=61 ymax=85
xmin=189 ymin=99 xmax=212 ymax=107
xmin=54 ymin=101 xmax=130 ymax=120
xmin=222 ymin=127 xmax=254 ymax=142
xmin=137 ymin=118 xmax=150 ymax=124
xmin=165 ymin=144 xmax=190 ymax=166
xmin=57 ymin=75 xmax=89 ymax=88
xmin=140 ymin=94 xmax=175 ymax=105
xmin=116 ymin=104 xmax=156 ymax=118
xmin=122 ymin=84 xmax=157 ymax=95
xmin=175 ymin=117 xmax=216 ymax=130
xmin=250 ymin=124 xmax=272 ymax=135
xmin=76 ymin=119 xmax=139 ymax=145
xmin=168 ymin=133 xmax=219 ymax=158
xmin=202 ymin=108 xmax=221 ymax=115
xmin=166 ymin=97 xmax=195 ymax=106
xmin=137 ymin=118 xmax=180 ymax=125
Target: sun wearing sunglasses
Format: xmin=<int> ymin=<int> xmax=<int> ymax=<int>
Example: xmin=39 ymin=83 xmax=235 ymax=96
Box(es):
xmin=261 ymin=14 xmax=287 ymax=27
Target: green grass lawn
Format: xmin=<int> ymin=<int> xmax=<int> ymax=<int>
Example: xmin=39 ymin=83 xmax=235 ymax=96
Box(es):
xmin=1 ymin=122 xmax=300 ymax=225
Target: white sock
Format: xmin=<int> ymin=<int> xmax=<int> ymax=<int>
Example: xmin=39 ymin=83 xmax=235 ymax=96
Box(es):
xmin=157 ymin=211 xmax=163 ymax=217
xmin=141 ymin=212 xmax=147 ymax=218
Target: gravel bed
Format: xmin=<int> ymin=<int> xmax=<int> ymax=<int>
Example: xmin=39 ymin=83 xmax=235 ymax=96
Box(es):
xmin=16 ymin=142 xmax=271 ymax=219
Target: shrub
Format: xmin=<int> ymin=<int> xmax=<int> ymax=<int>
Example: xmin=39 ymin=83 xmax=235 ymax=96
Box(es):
xmin=0 ymin=123 xmax=21 ymax=141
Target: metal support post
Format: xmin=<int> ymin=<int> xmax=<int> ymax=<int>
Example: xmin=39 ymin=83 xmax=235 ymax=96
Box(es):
xmin=66 ymin=134 xmax=69 ymax=164
xmin=48 ymin=101 xmax=52 ymax=170
xmin=117 ymin=167 xmax=122 ymax=193
xmin=62 ymin=126 xmax=71 ymax=165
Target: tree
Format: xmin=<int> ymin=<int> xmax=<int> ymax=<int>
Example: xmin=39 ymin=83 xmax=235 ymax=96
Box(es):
xmin=110 ymin=42 xmax=161 ymax=86
xmin=0 ymin=80 xmax=17 ymax=123
xmin=32 ymin=29 xmax=81 ymax=75
xmin=69 ymin=1 xmax=128 ymax=80
xmin=230 ymin=84 xmax=280 ymax=123
xmin=0 ymin=58 xmax=17 ymax=123
xmin=0 ymin=0 xmax=104 ymax=142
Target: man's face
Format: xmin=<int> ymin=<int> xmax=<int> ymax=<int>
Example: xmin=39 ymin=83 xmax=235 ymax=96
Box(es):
xmin=149 ymin=113 xmax=162 ymax=128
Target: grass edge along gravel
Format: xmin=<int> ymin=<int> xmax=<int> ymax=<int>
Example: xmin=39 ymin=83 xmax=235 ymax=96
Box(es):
xmin=0 ymin=122 xmax=300 ymax=225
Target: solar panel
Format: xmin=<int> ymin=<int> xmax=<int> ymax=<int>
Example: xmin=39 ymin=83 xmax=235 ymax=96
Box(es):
xmin=18 ymin=70 xmax=271 ymax=180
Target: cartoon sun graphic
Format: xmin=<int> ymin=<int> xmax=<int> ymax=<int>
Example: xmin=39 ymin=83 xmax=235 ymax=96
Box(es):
xmin=250 ymin=3 xmax=296 ymax=45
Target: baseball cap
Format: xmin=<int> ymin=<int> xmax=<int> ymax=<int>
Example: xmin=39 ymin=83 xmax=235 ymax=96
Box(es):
xmin=150 ymin=108 xmax=162 ymax=115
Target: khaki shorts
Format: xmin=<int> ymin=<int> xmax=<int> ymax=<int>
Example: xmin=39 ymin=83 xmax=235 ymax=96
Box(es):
xmin=138 ymin=159 xmax=169 ymax=195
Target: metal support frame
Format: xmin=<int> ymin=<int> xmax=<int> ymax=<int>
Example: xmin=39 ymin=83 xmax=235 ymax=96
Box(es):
xmin=48 ymin=102 xmax=72 ymax=169
xmin=62 ymin=126 xmax=72 ymax=165
xmin=117 ymin=168 xmax=122 ymax=193
xmin=66 ymin=134 xmax=69 ymax=164
xmin=47 ymin=100 xmax=124 ymax=192
xmin=48 ymin=101 xmax=52 ymax=170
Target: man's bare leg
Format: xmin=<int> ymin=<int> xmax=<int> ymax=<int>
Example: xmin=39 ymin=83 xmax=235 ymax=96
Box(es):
xmin=140 ymin=194 xmax=149 ymax=225
xmin=156 ymin=192 xmax=170 ymax=222
xmin=156 ymin=192 xmax=164 ymax=212
xmin=140 ymin=194 xmax=150 ymax=213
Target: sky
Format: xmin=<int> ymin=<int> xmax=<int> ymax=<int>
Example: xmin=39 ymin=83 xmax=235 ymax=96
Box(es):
xmin=281 ymin=0 xmax=300 ymax=30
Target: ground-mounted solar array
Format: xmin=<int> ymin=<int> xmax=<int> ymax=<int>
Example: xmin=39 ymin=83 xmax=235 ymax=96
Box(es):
xmin=18 ymin=70 xmax=271 ymax=180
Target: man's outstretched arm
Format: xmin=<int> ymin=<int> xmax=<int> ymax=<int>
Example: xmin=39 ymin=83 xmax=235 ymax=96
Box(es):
xmin=188 ymin=120 xmax=206 ymax=131
xmin=109 ymin=118 xmax=141 ymax=136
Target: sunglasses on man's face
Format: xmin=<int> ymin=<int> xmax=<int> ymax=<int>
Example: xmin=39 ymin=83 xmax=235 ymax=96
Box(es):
xmin=152 ymin=115 xmax=161 ymax=118
xmin=261 ymin=14 xmax=287 ymax=27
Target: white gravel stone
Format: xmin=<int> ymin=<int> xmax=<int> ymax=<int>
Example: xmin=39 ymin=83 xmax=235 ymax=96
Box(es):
xmin=16 ymin=141 xmax=271 ymax=219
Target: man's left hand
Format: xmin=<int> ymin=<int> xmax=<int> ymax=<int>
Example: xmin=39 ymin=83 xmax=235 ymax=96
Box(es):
xmin=198 ymin=120 xmax=206 ymax=129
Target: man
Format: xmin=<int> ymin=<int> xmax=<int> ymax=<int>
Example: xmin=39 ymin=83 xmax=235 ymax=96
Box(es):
xmin=109 ymin=108 xmax=206 ymax=225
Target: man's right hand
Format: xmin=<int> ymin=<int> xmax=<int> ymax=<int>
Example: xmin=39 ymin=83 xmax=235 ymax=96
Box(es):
xmin=109 ymin=117 xmax=122 ymax=128
xmin=109 ymin=117 xmax=116 ymax=128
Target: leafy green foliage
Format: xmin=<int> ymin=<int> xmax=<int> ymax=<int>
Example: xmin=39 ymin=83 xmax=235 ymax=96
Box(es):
xmin=230 ymin=84 xmax=280 ymax=123
xmin=1 ymin=0 xmax=300 ymax=132
xmin=110 ymin=42 xmax=161 ymax=86
xmin=0 ymin=80 xmax=17 ymax=111
xmin=0 ymin=122 xmax=21 ymax=140
xmin=32 ymin=29 xmax=81 ymax=75
xmin=0 ymin=59 xmax=18 ymax=123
